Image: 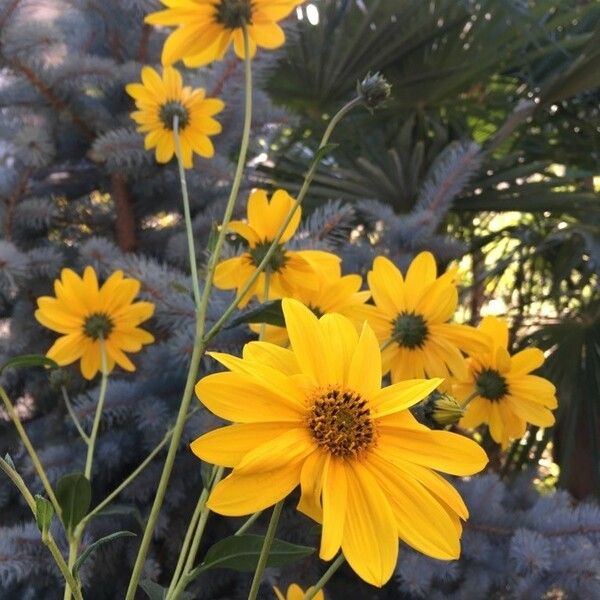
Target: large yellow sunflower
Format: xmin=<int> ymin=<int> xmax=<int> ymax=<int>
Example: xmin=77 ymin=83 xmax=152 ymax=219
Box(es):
xmin=35 ymin=267 xmax=155 ymax=380
xmin=146 ymin=0 xmax=303 ymax=67
xmin=274 ymin=584 xmax=324 ymax=600
xmin=250 ymin=264 xmax=372 ymax=344
xmin=191 ymin=299 xmax=488 ymax=587
xmin=126 ymin=66 xmax=224 ymax=168
xmin=366 ymin=253 xmax=489 ymax=382
xmin=213 ymin=189 xmax=339 ymax=307
xmin=455 ymin=316 xmax=557 ymax=448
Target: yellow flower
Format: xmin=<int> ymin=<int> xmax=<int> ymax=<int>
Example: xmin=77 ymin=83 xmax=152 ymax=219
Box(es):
xmin=213 ymin=189 xmax=339 ymax=307
xmin=455 ymin=316 xmax=557 ymax=448
xmin=126 ymin=66 xmax=224 ymax=168
xmin=250 ymin=264 xmax=372 ymax=344
xmin=146 ymin=0 xmax=303 ymax=67
xmin=366 ymin=253 xmax=489 ymax=382
xmin=35 ymin=267 xmax=155 ymax=380
xmin=191 ymin=299 xmax=488 ymax=587
xmin=274 ymin=583 xmax=324 ymax=600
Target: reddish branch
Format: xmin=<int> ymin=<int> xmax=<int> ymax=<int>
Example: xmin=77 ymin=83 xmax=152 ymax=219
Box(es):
xmin=111 ymin=173 xmax=137 ymax=252
xmin=4 ymin=167 xmax=32 ymax=240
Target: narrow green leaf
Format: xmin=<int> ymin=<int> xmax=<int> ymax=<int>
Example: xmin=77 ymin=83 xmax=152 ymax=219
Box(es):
xmin=226 ymin=300 xmax=285 ymax=329
xmin=3 ymin=453 xmax=16 ymax=471
xmin=56 ymin=473 xmax=91 ymax=533
xmin=139 ymin=580 xmax=194 ymax=600
xmin=34 ymin=495 xmax=54 ymax=535
xmin=93 ymin=503 xmax=144 ymax=530
xmin=0 ymin=354 xmax=58 ymax=375
xmin=206 ymin=221 xmax=219 ymax=254
xmin=198 ymin=534 xmax=315 ymax=573
xmin=200 ymin=462 xmax=216 ymax=489
xmin=309 ymin=143 xmax=339 ymax=169
xmin=73 ymin=531 xmax=136 ymax=576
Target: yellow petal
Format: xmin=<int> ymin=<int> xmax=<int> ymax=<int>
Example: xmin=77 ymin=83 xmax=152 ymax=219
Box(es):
xmin=404 ymin=252 xmax=437 ymax=310
xmin=347 ymin=322 xmax=381 ymax=400
xmin=371 ymin=379 xmax=443 ymax=418
xmin=510 ymin=348 xmax=545 ymax=375
xmin=368 ymin=256 xmax=405 ymax=316
xmin=318 ymin=312 xmax=359 ymax=386
xmin=242 ymin=341 xmax=300 ymax=375
xmin=298 ymin=450 xmax=327 ymax=523
xmin=320 ymin=457 xmax=347 ymax=560
xmin=46 ymin=333 xmax=86 ymax=365
xmin=479 ymin=316 xmax=509 ymax=349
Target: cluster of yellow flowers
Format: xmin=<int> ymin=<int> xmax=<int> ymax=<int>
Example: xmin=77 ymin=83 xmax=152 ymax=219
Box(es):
xmin=29 ymin=2 xmax=558 ymax=598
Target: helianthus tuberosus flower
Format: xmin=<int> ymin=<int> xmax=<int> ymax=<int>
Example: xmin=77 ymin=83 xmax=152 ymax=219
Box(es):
xmin=191 ymin=299 xmax=488 ymax=587
xmin=146 ymin=0 xmax=303 ymax=67
xmin=214 ymin=189 xmax=339 ymax=306
xmin=126 ymin=66 xmax=224 ymax=168
xmin=251 ymin=263 xmax=372 ymax=344
xmin=366 ymin=253 xmax=489 ymax=381
xmin=274 ymin=584 xmax=324 ymax=600
xmin=455 ymin=316 xmax=557 ymax=448
xmin=35 ymin=267 xmax=154 ymax=380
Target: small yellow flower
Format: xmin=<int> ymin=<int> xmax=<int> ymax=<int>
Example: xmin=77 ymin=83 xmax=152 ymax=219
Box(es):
xmin=250 ymin=264 xmax=372 ymax=344
xmin=455 ymin=316 xmax=557 ymax=448
xmin=35 ymin=267 xmax=155 ymax=380
xmin=366 ymin=253 xmax=489 ymax=382
xmin=146 ymin=0 xmax=304 ymax=67
xmin=274 ymin=583 xmax=324 ymax=600
xmin=126 ymin=66 xmax=224 ymax=168
xmin=214 ymin=189 xmax=339 ymax=307
xmin=191 ymin=299 xmax=488 ymax=587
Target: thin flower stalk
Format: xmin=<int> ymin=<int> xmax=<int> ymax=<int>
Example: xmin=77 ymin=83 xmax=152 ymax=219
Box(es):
xmin=304 ymin=554 xmax=345 ymax=600
xmin=125 ymin=26 xmax=253 ymax=600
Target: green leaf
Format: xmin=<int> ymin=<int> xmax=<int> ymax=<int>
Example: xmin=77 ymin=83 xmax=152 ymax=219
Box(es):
xmin=56 ymin=473 xmax=91 ymax=533
xmin=0 ymin=354 xmax=58 ymax=375
xmin=3 ymin=453 xmax=16 ymax=471
xmin=73 ymin=531 xmax=136 ymax=576
xmin=139 ymin=580 xmax=194 ymax=600
xmin=198 ymin=534 xmax=315 ymax=573
xmin=226 ymin=300 xmax=285 ymax=329
xmin=309 ymin=143 xmax=339 ymax=169
xmin=206 ymin=221 xmax=219 ymax=254
xmin=35 ymin=495 xmax=54 ymax=536
xmin=93 ymin=503 xmax=144 ymax=530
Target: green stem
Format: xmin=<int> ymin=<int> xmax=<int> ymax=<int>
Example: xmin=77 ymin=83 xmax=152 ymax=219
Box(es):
xmin=125 ymin=27 xmax=253 ymax=600
xmin=380 ymin=338 xmax=394 ymax=351
xmin=84 ymin=338 xmax=109 ymax=481
xmin=204 ymin=96 xmax=362 ymax=342
xmin=0 ymin=457 xmax=83 ymax=600
xmin=63 ymin=538 xmax=79 ymax=600
xmin=258 ymin=270 xmax=271 ymax=339
xmin=304 ymin=554 xmax=345 ymax=600
xmin=247 ymin=500 xmax=284 ymax=600
xmin=0 ymin=386 xmax=61 ymax=516
xmin=234 ymin=511 xmax=263 ymax=536
xmin=61 ymin=385 xmax=89 ymax=443
xmin=461 ymin=390 xmax=480 ymax=410
xmin=173 ymin=115 xmax=201 ymax=308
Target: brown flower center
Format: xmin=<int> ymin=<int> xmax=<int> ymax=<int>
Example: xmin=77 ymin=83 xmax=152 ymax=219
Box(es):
xmin=307 ymin=386 xmax=375 ymax=457
xmin=159 ymin=101 xmax=190 ymax=130
xmin=475 ymin=368 xmax=508 ymax=401
xmin=83 ymin=312 xmax=114 ymax=340
xmin=215 ymin=0 xmax=252 ymax=28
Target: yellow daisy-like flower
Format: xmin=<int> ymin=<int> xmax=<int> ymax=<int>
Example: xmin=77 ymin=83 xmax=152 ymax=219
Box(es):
xmin=191 ymin=299 xmax=488 ymax=587
xmin=35 ymin=267 xmax=155 ymax=380
xmin=366 ymin=253 xmax=489 ymax=382
xmin=214 ymin=189 xmax=340 ymax=307
xmin=455 ymin=316 xmax=557 ymax=448
xmin=274 ymin=583 xmax=324 ymax=600
xmin=146 ymin=0 xmax=303 ymax=67
xmin=126 ymin=66 xmax=224 ymax=168
xmin=251 ymin=263 xmax=372 ymax=345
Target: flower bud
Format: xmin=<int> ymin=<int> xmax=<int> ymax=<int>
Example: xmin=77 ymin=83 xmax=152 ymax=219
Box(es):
xmin=357 ymin=72 xmax=392 ymax=111
xmin=412 ymin=390 xmax=464 ymax=428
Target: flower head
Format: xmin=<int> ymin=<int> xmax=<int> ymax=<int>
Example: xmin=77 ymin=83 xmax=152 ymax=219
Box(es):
xmin=192 ymin=299 xmax=488 ymax=587
xmin=366 ymin=253 xmax=489 ymax=382
xmin=455 ymin=316 xmax=557 ymax=448
xmin=251 ymin=264 xmax=372 ymax=344
xmin=214 ymin=189 xmax=340 ymax=306
xmin=274 ymin=584 xmax=324 ymax=600
xmin=126 ymin=66 xmax=224 ymax=168
xmin=35 ymin=267 xmax=154 ymax=380
xmin=146 ymin=0 xmax=303 ymax=67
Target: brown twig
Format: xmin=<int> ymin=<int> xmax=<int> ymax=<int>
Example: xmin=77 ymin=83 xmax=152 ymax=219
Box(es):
xmin=3 ymin=167 xmax=32 ymax=240
xmin=111 ymin=173 xmax=137 ymax=252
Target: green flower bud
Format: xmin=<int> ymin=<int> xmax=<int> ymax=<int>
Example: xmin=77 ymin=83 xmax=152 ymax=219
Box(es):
xmin=357 ymin=72 xmax=392 ymax=112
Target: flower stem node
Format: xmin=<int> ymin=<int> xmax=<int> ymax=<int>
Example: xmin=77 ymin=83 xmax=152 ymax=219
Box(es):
xmin=357 ymin=72 xmax=392 ymax=112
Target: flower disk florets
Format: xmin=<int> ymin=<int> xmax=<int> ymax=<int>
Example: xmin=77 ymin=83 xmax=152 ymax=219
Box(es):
xmin=392 ymin=311 xmax=429 ymax=349
xmin=215 ymin=0 xmax=252 ymax=28
xmin=249 ymin=242 xmax=288 ymax=273
xmin=307 ymin=386 xmax=375 ymax=457
xmin=159 ymin=100 xmax=190 ymax=130
xmin=83 ymin=312 xmax=114 ymax=340
xmin=475 ymin=368 xmax=509 ymax=401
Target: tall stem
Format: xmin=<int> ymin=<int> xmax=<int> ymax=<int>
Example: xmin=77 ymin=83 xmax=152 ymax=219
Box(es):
xmin=303 ymin=554 xmax=345 ymax=600
xmin=0 ymin=386 xmax=61 ymax=516
xmin=125 ymin=27 xmax=253 ymax=600
xmin=258 ymin=270 xmax=271 ymax=339
xmin=247 ymin=500 xmax=284 ymax=600
xmin=84 ymin=338 xmax=109 ymax=481
xmin=204 ymin=97 xmax=362 ymax=341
